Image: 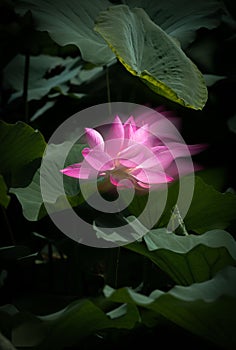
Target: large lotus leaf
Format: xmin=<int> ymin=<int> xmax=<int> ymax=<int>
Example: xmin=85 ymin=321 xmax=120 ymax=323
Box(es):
xmin=16 ymin=0 xmax=115 ymax=65
xmin=4 ymin=55 xmax=82 ymax=101
xmin=127 ymin=226 xmax=236 ymax=285
xmin=1 ymin=300 xmax=139 ymax=349
xmin=10 ymin=142 xmax=86 ymax=221
xmin=123 ymin=0 xmax=228 ymax=49
xmin=104 ymin=266 xmax=236 ymax=349
xmin=174 ymin=176 xmax=236 ymax=233
xmin=95 ymin=5 xmax=207 ymax=110
xmin=0 ymin=121 xmax=46 ymax=188
xmin=126 ymin=176 xmax=236 ymax=234
xmin=38 ymin=302 xmax=139 ymax=350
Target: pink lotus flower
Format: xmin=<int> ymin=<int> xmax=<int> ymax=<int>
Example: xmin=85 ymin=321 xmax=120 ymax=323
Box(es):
xmin=60 ymin=113 xmax=205 ymax=191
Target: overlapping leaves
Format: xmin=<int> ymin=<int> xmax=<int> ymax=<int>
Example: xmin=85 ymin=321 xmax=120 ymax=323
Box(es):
xmin=0 ymin=299 xmax=139 ymax=350
xmin=1 ymin=2 xmax=236 ymax=349
xmin=104 ymin=266 xmax=236 ymax=349
xmin=4 ymin=55 xmax=83 ymax=101
xmin=126 ymin=175 xmax=236 ymax=233
xmin=10 ymin=142 xmax=86 ymax=220
xmin=16 ymin=0 xmax=210 ymax=109
xmin=1 ymin=267 xmax=236 ymax=349
xmin=123 ymin=0 xmax=229 ymax=49
xmin=16 ymin=0 xmax=115 ymax=65
xmin=127 ymin=226 xmax=236 ymax=285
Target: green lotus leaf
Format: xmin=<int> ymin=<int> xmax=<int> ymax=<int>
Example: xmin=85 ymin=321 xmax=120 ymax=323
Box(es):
xmin=95 ymin=5 xmax=208 ymax=110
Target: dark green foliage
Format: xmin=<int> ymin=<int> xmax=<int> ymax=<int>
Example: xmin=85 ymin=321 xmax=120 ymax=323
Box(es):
xmin=1 ymin=1 xmax=236 ymax=349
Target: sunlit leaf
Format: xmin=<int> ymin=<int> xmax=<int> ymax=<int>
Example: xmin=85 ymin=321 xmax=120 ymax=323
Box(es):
xmin=127 ymin=226 xmax=236 ymax=284
xmin=95 ymin=5 xmax=208 ymax=110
